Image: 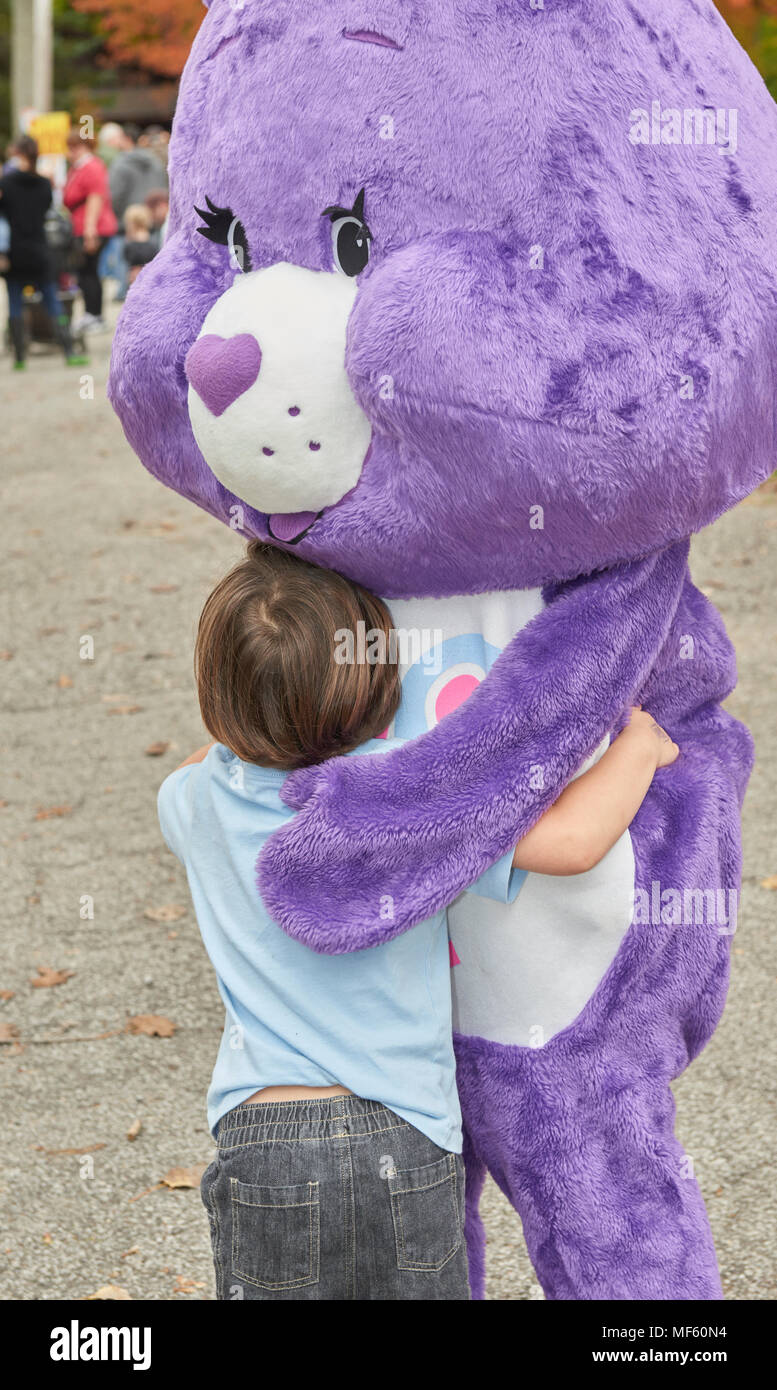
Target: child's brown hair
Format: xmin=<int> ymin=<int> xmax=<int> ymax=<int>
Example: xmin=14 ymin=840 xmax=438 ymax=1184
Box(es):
xmin=195 ymin=542 xmax=401 ymax=770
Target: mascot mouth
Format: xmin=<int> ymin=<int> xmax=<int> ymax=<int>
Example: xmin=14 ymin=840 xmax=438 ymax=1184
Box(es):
xmin=265 ymin=451 xmax=369 ymax=545
xmin=267 ymin=510 xmax=322 ymax=544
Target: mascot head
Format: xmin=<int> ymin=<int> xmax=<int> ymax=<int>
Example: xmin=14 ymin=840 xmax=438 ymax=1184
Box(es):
xmin=110 ymin=0 xmax=777 ymax=598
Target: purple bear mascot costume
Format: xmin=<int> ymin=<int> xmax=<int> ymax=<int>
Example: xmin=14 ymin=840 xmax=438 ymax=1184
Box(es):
xmin=110 ymin=0 xmax=777 ymax=1300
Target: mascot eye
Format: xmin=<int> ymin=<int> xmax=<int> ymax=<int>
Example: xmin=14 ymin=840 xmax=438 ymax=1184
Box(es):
xmin=195 ymin=197 xmax=253 ymax=273
xmin=330 ymin=216 xmax=372 ymax=276
xmin=322 ymin=187 xmax=372 ymax=277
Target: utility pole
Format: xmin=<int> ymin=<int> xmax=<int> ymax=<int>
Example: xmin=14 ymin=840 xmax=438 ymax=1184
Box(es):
xmin=11 ymin=0 xmax=54 ymax=135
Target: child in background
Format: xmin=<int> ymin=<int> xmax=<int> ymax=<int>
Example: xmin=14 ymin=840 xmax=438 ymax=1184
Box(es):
xmin=158 ymin=542 xmax=678 ymax=1301
xmin=122 ymin=203 xmax=156 ymax=286
xmin=144 ymin=189 xmax=169 ymax=249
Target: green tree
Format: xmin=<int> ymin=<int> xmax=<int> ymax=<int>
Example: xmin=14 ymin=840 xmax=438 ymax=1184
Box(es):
xmin=0 ymin=0 xmax=110 ymax=150
xmin=715 ymin=2 xmax=777 ymax=100
xmin=0 ymin=0 xmax=10 ymax=152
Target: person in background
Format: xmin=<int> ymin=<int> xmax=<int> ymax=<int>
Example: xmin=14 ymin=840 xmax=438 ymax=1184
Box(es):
xmin=3 ymin=140 xmax=19 ymax=176
xmin=145 ymin=189 xmax=169 ymax=249
xmin=63 ymin=129 xmax=118 ymax=333
xmin=0 ymin=135 xmax=89 ymax=372
xmin=106 ymin=124 xmax=167 ymax=304
xmin=97 ymin=122 xmax=125 ymax=168
xmin=139 ymin=124 xmax=170 ymax=171
xmin=123 ymin=203 xmax=156 ymax=286
xmin=108 ymin=124 xmax=168 ymax=227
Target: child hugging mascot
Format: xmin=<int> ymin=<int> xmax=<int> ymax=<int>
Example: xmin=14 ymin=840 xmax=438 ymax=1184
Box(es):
xmin=110 ymin=0 xmax=777 ymax=1300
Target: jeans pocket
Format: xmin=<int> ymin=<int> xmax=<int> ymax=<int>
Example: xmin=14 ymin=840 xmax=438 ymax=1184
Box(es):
xmin=388 ymin=1153 xmax=462 ymax=1272
xmin=230 ymin=1177 xmax=320 ymax=1290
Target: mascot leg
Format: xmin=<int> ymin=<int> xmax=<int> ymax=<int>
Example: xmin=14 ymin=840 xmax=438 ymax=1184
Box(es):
xmin=455 ymin=1031 xmax=723 ymax=1301
xmin=460 ymin=1120 xmax=488 ymax=1300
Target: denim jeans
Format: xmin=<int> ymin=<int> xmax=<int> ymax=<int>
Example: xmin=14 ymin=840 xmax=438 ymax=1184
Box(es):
xmin=201 ymin=1095 xmax=470 ymax=1300
xmin=6 ymin=274 xmax=63 ymax=321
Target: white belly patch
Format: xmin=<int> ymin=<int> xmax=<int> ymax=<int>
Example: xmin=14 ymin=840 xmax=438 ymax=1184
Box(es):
xmin=385 ymin=587 xmax=636 ymax=1048
xmin=449 ymin=831 xmax=635 ymax=1046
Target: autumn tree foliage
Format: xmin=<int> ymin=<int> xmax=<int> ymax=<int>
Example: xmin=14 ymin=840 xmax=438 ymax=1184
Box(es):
xmin=715 ymin=1 xmax=777 ymax=98
xmin=73 ymin=0 xmax=204 ymax=79
xmin=65 ymin=3 xmax=777 ymax=102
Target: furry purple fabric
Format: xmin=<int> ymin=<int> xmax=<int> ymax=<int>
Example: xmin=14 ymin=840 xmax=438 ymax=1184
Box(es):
xmin=108 ymin=0 xmax=775 ymax=1299
xmin=110 ymin=0 xmax=777 ymax=596
xmin=454 ymin=565 xmax=751 ymax=1299
xmin=258 ymin=543 xmax=694 ymax=946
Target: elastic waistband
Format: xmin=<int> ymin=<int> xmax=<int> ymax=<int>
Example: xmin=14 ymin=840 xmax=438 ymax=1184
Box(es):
xmin=217 ymin=1094 xmax=409 ymax=1145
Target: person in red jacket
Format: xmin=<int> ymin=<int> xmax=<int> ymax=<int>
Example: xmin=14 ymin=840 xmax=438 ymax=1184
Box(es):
xmin=63 ymin=130 xmax=118 ymax=332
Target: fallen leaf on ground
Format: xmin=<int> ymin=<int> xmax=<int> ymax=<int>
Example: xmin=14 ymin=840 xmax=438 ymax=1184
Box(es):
xmin=121 ymin=1247 xmax=139 ymax=1259
xmin=126 ymin=1119 xmax=143 ymax=1142
xmin=149 ymin=583 xmax=179 ymax=593
xmin=34 ymin=805 xmax=72 ymax=821
xmin=143 ymin=904 xmax=186 ymax=923
xmin=173 ymin=1274 xmax=206 ymax=1295
xmin=57 ymin=674 xmax=73 ymax=689
xmin=85 ymin=1285 xmax=132 ymax=1301
xmin=43 ymin=1233 xmax=53 ymax=1245
xmin=126 ymin=1014 xmax=177 ymax=1038
xmin=129 ymin=1163 xmax=206 ymax=1203
xmin=36 ymin=1143 xmax=106 ymax=1157
xmin=107 ymin=705 xmax=142 ymax=716
xmin=760 ymin=875 xmax=777 ymax=891
xmin=161 ymin=1164 xmax=207 ymax=1191
xmin=145 ymin=741 xmax=170 ymax=757
xmin=0 ymin=1023 xmax=20 ymax=1043
xmin=0 ymin=651 xmax=13 ymax=660
xmin=30 ymin=967 xmax=75 ymax=989
xmin=0 ymin=990 xmax=14 ymax=1002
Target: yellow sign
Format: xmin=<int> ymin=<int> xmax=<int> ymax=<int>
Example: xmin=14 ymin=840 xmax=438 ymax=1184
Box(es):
xmin=27 ymin=112 xmax=70 ymax=157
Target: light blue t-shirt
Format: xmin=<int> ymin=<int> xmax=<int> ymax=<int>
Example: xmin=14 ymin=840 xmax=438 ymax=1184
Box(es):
xmin=158 ymin=740 xmax=524 ymax=1152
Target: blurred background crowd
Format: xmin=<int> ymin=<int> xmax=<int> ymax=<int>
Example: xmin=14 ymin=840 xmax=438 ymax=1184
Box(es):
xmin=0 ymin=119 xmax=168 ymax=366
xmin=0 ymin=0 xmax=194 ymax=370
xmin=0 ymin=0 xmax=775 ymax=373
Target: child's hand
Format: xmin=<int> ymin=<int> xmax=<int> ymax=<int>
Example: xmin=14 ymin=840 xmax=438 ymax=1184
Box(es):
xmin=623 ymin=706 xmax=679 ymax=768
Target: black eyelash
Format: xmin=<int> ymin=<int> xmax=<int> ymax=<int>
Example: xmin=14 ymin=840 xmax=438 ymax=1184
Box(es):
xmin=195 ymin=196 xmax=232 ymax=243
xmin=194 ymin=196 xmax=252 ymax=271
xmin=321 ymin=186 xmax=369 ymax=233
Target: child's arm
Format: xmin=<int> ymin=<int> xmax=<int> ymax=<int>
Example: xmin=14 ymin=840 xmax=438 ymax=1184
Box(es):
xmin=513 ymin=707 xmax=678 ymax=876
xmin=176 ymin=742 xmax=215 ymax=770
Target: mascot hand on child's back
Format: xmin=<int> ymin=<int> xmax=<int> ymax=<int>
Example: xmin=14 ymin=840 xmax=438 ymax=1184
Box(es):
xmin=110 ymin=0 xmax=777 ymax=1299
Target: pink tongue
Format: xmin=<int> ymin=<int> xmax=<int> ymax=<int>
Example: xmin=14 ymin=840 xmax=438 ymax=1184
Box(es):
xmin=269 ymin=511 xmax=318 ymax=542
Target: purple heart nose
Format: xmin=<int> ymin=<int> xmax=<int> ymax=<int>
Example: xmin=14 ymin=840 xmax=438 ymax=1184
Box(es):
xmin=185 ymin=333 xmax=262 ymax=417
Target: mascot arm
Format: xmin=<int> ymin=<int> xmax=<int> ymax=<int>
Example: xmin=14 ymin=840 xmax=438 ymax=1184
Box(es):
xmin=257 ymin=543 xmax=690 ymax=953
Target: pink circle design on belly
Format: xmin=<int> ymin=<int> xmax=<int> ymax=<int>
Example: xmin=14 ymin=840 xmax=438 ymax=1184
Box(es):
xmin=435 ymin=673 xmax=480 ymax=722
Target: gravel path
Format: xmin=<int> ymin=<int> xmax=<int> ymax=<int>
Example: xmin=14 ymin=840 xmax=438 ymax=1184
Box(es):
xmin=1 ymin=314 xmax=775 ymax=1300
